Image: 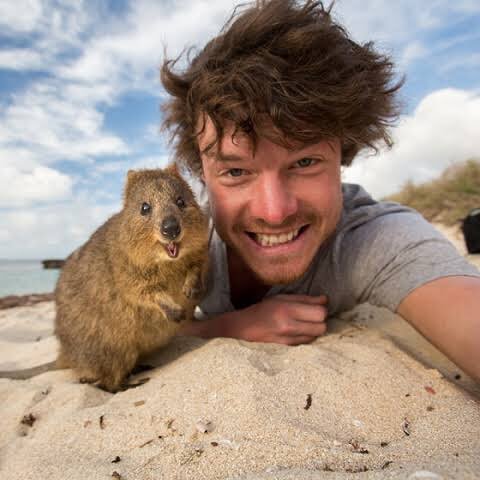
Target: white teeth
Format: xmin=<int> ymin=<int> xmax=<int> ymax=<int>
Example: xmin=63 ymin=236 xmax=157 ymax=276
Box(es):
xmin=254 ymin=229 xmax=300 ymax=247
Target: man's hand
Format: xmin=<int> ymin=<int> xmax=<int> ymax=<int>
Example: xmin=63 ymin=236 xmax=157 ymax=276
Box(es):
xmin=179 ymin=294 xmax=328 ymax=345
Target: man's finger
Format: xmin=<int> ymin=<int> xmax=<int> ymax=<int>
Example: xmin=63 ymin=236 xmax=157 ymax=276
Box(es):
xmin=275 ymin=294 xmax=328 ymax=305
xmin=284 ymin=335 xmax=319 ymax=346
xmin=291 ymin=318 xmax=327 ymax=337
xmin=290 ymin=302 xmax=328 ymax=324
xmin=278 ymin=311 xmax=327 ymax=338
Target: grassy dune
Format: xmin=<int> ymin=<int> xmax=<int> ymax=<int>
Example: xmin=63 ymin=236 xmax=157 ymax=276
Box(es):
xmin=387 ymin=159 xmax=480 ymax=226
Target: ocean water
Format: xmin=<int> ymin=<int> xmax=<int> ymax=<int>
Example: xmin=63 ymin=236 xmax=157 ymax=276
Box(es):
xmin=0 ymin=260 xmax=60 ymax=297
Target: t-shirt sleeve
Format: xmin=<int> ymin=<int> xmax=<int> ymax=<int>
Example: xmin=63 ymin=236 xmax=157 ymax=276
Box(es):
xmin=341 ymin=211 xmax=480 ymax=312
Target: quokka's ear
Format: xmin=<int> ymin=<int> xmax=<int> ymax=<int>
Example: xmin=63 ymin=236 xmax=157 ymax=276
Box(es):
xmin=164 ymin=162 xmax=180 ymax=177
xmin=123 ymin=169 xmax=142 ymax=205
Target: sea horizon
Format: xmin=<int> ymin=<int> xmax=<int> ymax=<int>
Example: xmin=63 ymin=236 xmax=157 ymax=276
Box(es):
xmin=0 ymin=259 xmax=60 ymax=298
xmin=0 ymin=258 xmax=64 ymax=262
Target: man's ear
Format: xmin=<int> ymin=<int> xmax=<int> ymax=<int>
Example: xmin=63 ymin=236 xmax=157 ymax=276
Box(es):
xmin=124 ymin=169 xmax=142 ymax=205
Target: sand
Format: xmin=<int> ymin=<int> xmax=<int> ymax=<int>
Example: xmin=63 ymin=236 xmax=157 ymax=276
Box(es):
xmin=0 ymin=223 xmax=479 ymax=479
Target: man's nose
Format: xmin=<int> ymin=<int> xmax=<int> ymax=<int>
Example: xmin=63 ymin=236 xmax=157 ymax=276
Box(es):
xmin=250 ymin=173 xmax=298 ymax=225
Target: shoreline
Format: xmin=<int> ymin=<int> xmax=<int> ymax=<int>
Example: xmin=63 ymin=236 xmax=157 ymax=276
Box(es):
xmin=0 ymin=292 xmax=54 ymax=310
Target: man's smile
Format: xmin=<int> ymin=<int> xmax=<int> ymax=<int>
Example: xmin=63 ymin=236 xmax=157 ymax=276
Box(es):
xmin=244 ymin=225 xmax=310 ymax=249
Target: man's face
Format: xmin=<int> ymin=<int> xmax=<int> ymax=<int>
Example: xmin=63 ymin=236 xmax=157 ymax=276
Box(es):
xmin=199 ymin=118 xmax=343 ymax=285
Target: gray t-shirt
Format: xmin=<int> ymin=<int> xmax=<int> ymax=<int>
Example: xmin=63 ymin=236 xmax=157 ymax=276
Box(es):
xmin=197 ymin=183 xmax=480 ymax=318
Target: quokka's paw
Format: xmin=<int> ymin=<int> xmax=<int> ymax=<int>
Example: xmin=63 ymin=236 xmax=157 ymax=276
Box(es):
xmin=160 ymin=303 xmax=186 ymax=323
xmin=182 ymin=274 xmax=204 ymax=300
xmin=79 ymin=376 xmax=97 ymax=385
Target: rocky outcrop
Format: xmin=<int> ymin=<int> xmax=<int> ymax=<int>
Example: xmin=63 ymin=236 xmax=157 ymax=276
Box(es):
xmin=0 ymin=293 xmax=54 ymax=310
xmin=42 ymin=260 xmax=65 ymax=269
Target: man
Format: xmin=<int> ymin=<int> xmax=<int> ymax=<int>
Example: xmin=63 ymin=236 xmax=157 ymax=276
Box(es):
xmin=160 ymin=0 xmax=480 ymax=381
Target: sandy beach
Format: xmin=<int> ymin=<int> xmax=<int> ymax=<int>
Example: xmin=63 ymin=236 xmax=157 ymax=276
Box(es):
xmin=0 ymin=223 xmax=479 ymax=479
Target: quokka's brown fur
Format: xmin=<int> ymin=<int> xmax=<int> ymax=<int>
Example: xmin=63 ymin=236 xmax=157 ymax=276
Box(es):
xmin=54 ymin=165 xmax=209 ymax=392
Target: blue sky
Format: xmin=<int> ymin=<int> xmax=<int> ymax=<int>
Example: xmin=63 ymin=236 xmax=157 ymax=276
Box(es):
xmin=1 ymin=0 xmax=480 ymax=259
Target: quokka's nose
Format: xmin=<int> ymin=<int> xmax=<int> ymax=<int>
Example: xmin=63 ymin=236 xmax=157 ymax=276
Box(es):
xmin=161 ymin=215 xmax=181 ymax=240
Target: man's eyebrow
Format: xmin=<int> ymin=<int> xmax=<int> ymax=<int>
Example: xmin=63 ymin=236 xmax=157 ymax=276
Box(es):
xmin=204 ymin=150 xmax=245 ymax=162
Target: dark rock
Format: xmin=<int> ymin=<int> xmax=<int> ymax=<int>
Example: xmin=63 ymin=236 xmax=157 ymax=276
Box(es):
xmin=42 ymin=259 xmax=65 ymax=269
xmin=0 ymin=293 xmax=54 ymax=310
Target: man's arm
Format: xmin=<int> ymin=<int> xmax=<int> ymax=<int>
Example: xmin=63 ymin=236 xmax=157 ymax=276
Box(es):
xmin=180 ymin=294 xmax=328 ymax=345
xmin=396 ymin=276 xmax=480 ymax=382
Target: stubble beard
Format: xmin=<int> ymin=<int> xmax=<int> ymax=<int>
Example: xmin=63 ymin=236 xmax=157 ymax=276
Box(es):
xmin=225 ymin=211 xmax=321 ymax=286
xmin=251 ymin=255 xmax=312 ymax=285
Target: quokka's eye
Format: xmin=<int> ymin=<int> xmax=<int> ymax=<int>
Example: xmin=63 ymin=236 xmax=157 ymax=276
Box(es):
xmin=140 ymin=202 xmax=151 ymax=216
xmin=176 ymin=196 xmax=186 ymax=209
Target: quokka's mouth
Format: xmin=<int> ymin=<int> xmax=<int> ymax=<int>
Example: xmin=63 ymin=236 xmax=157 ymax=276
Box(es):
xmin=165 ymin=242 xmax=179 ymax=258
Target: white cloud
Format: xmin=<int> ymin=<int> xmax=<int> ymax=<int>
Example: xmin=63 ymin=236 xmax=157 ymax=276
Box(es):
xmin=0 ymin=165 xmax=73 ymax=207
xmin=0 ymin=0 xmax=94 ymax=72
xmin=0 ymin=146 xmax=41 ymax=169
xmin=399 ymin=41 xmax=429 ymax=67
xmin=90 ymin=155 xmax=170 ymax=179
xmin=0 ymin=49 xmax=44 ymax=71
xmin=131 ymin=155 xmax=170 ymax=170
xmin=440 ymin=52 xmax=480 ymax=73
xmin=56 ymin=0 xmax=238 ymax=94
xmin=343 ymin=88 xmax=480 ymax=198
xmin=0 ymin=0 xmax=235 ymax=204
xmin=0 ymin=0 xmax=43 ymax=33
xmin=0 ymin=80 xmax=128 ymax=163
xmin=399 ymin=31 xmax=480 ymax=72
xmin=0 ymin=196 xmax=121 ymax=259
xmin=335 ymin=1 xmax=416 ymax=44
xmin=93 ymin=161 xmax=133 ymax=175
xmin=435 ymin=30 xmax=480 ymax=52
xmin=336 ymin=0 xmax=480 ymax=45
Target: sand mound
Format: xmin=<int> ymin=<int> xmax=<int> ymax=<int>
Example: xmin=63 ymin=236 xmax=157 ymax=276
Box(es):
xmin=0 ymin=311 xmax=479 ymax=479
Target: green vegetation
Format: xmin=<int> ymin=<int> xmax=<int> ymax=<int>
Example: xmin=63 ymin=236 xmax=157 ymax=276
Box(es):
xmin=387 ymin=159 xmax=480 ymax=225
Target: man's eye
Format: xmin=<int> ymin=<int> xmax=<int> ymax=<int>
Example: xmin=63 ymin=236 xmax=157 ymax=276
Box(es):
xmin=294 ymin=158 xmax=316 ymax=168
xmin=226 ymin=168 xmax=245 ymax=177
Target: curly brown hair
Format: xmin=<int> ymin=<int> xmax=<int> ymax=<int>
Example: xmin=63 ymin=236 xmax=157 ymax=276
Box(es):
xmin=161 ymin=0 xmax=403 ymax=177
